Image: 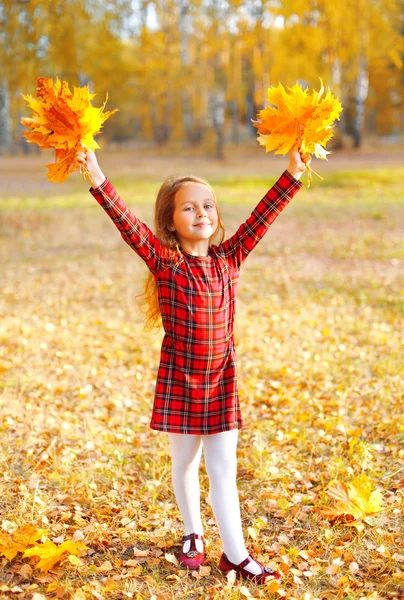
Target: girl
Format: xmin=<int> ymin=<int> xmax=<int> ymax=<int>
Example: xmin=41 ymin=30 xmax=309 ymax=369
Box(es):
xmin=75 ymin=146 xmax=308 ymax=584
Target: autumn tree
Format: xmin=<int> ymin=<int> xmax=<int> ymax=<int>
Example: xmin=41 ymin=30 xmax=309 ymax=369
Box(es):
xmin=272 ymin=0 xmax=403 ymax=146
xmin=0 ymin=0 xmax=129 ymax=151
xmin=2 ymin=0 xmax=404 ymax=152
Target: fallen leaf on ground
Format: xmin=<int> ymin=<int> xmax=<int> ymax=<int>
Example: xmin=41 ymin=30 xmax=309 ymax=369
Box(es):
xmin=24 ymin=540 xmax=88 ymax=572
xmin=164 ymin=552 xmax=178 ymax=566
xmin=324 ymin=474 xmax=383 ymax=521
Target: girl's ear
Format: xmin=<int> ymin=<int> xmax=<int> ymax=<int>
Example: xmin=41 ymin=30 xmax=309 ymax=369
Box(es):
xmin=168 ymin=224 xmax=176 ymax=232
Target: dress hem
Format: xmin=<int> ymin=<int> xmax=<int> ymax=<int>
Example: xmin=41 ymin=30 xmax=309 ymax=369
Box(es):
xmin=149 ymin=422 xmax=243 ymax=435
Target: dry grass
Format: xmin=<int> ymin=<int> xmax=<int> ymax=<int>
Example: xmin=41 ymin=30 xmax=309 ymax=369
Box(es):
xmin=0 ymin=152 xmax=403 ymax=599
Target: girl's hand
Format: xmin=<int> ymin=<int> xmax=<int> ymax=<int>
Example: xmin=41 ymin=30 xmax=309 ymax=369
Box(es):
xmin=75 ymin=146 xmax=106 ymax=188
xmin=287 ymin=142 xmax=311 ymax=180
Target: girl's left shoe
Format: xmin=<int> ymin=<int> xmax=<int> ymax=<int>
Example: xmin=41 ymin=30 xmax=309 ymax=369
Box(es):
xmin=178 ymin=533 xmax=205 ymax=569
xmin=219 ymin=552 xmax=281 ymax=584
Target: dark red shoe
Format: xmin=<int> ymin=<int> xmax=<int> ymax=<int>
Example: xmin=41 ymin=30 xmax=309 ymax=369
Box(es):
xmin=178 ymin=533 xmax=205 ymax=569
xmin=219 ymin=552 xmax=281 ymax=584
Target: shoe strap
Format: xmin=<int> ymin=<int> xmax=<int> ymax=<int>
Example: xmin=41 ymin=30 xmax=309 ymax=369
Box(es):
xmin=182 ymin=533 xmax=204 ymax=555
xmin=237 ymin=555 xmax=253 ymax=570
xmin=182 ymin=533 xmax=204 ymax=543
xmin=239 ymin=555 xmax=275 ymax=576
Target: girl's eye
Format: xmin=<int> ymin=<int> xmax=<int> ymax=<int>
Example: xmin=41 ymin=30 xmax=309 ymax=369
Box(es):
xmin=205 ymin=204 xmax=213 ymax=209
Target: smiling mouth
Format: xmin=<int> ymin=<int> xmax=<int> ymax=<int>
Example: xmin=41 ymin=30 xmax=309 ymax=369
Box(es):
xmin=194 ymin=223 xmax=211 ymax=227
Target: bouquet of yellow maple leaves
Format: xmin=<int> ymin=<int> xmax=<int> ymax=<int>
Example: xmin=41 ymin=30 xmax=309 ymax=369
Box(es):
xmin=21 ymin=77 xmax=118 ymax=184
xmin=253 ymin=80 xmax=343 ymax=184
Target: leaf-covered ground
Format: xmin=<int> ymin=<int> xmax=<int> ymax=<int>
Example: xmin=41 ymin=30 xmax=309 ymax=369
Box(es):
xmin=0 ymin=153 xmax=403 ymax=599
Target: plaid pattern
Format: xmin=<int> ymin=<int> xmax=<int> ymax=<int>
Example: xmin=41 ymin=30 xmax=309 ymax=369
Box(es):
xmin=91 ymin=171 xmax=302 ymax=434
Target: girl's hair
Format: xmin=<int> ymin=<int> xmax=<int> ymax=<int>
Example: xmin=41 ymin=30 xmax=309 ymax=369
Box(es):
xmin=137 ymin=175 xmax=226 ymax=330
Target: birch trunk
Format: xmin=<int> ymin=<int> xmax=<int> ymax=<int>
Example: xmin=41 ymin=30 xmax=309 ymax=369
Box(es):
xmin=352 ymin=54 xmax=369 ymax=148
xmin=211 ymin=91 xmax=225 ymax=160
xmin=0 ymin=81 xmax=11 ymax=154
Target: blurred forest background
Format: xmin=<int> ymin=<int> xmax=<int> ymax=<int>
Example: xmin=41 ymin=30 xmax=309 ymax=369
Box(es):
xmin=0 ymin=0 xmax=403 ymax=158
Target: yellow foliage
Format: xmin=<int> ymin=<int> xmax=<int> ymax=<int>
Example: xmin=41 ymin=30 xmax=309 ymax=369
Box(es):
xmin=21 ymin=77 xmax=118 ymax=184
xmin=23 ymin=539 xmax=88 ymax=572
xmin=324 ymin=474 xmax=384 ymax=521
xmin=253 ymin=80 xmax=342 ymax=182
xmin=0 ymin=524 xmax=47 ymax=561
xmin=0 ymin=522 xmax=87 ymax=573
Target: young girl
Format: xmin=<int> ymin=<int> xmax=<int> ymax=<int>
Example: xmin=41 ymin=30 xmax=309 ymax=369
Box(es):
xmin=75 ymin=146 xmax=308 ymax=584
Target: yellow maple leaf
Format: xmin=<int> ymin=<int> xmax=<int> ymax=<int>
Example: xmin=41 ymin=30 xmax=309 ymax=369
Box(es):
xmin=0 ymin=530 xmax=24 ymax=561
xmin=0 ymin=524 xmax=47 ymax=561
xmin=21 ymin=77 xmax=118 ymax=184
xmin=23 ymin=539 xmax=88 ymax=572
xmin=13 ymin=524 xmax=48 ymax=547
xmin=255 ymin=82 xmax=314 ymax=149
xmin=253 ymin=80 xmax=342 ymax=184
xmin=324 ymin=474 xmax=383 ymax=521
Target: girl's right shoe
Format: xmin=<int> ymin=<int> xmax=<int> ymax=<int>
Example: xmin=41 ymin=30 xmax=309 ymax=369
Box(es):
xmin=219 ymin=552 xmax=281 ymax=584
xmin=178 ymin=533 xmax=205 ymax=569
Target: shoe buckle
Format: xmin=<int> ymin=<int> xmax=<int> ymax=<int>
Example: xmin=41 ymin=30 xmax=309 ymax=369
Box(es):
xmin=187 ymin=550 xmax=199 ymax=558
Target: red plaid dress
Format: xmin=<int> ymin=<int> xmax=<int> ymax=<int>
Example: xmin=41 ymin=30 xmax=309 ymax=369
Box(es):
xmin=91 ymin=170 xmax=302 ymax=434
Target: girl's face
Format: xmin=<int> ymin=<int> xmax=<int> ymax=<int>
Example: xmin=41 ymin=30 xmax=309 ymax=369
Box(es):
xmin=170 ymin=183 xmax=219 ymax=246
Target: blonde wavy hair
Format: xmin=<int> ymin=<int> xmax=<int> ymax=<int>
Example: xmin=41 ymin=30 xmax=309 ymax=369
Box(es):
xmin=137 ymin=175 xmax=226 ymax=330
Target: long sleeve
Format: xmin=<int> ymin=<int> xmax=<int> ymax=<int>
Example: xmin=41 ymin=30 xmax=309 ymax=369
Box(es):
xmin=217 ymin=170 xmax=302 ymax=270
xmin=90 ymin=178 xmax=168 ymax=275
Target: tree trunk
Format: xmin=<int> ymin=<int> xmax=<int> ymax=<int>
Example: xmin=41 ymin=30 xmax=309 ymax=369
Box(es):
xmin=0 ymin=82 xmax=12 ymax=154
xmin=245 ymin=91 xmax=257 ymax=136
xmin=178 ymin=5 xmax=203 ymax=146
xmin=230 ymin=100 xmax=239 ymax=144
xmin=331 ymin=58 xmax=344 ymax=148
xmin=211 ymin=91 xmax=225 ymax=159
xmin=181 ymin=91 xmax=204 ymax=145
xmin=352 ymin=54 xmax=369 ymax=148
xmin=150 ymin=95 xmax=170 ymax=145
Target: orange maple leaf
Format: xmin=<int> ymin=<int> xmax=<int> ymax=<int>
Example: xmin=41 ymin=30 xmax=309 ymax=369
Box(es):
xmin=21 ymin=77 xmax=118 ymax=184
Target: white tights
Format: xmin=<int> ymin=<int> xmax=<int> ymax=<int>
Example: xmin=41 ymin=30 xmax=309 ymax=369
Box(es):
xmin=168 ymin=429 xmax=262 ymax=575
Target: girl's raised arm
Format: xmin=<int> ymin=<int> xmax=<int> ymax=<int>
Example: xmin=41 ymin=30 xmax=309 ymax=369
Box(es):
xmin=75 ymin=149 xmax=166 ymax=275
xmin=217 ymin=146 xmax=308 ymax=270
